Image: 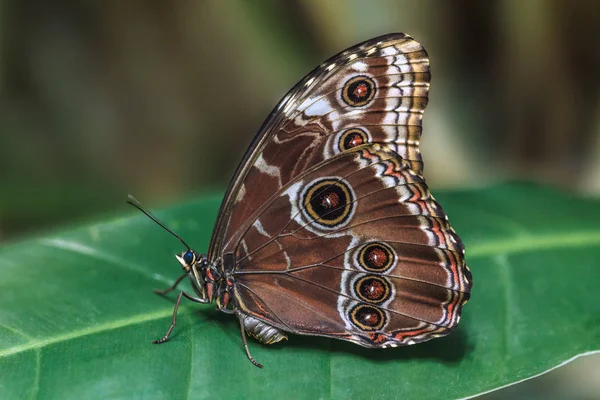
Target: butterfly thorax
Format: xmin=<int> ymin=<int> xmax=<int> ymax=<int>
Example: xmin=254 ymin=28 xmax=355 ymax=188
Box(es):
xmin=193 ymin=256 xmax=234 ymax=310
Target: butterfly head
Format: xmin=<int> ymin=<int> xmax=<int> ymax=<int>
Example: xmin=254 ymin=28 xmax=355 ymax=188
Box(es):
xmin=176 ymin=249 xmax=219 ymax=302
xmin=175 ymin=250 xmax=208 ymax=273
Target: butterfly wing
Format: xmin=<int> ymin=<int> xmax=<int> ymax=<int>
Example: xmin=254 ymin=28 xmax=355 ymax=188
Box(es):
xmin=231 ymin=145 xmax=471 ymax=347
xmin=209 ymin=33 xmax=430 ymax=259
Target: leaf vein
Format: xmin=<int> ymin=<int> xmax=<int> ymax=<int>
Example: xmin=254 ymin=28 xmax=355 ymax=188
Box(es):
xmin=0 ymin=308 xmax=178 ymax=358
xmin=468 ymin=230 xmax=600 ymax=259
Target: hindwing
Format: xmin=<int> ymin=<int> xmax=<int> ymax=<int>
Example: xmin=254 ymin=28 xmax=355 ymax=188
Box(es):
xmin=230 ymin=145 xmax=471 ymax=347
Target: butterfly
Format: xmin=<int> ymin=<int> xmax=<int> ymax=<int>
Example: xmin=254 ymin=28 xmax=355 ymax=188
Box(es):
xmin=129 ymin=33 xmax=472 ymax=368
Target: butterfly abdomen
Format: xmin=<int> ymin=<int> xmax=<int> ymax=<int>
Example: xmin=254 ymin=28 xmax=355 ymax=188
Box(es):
xmin=240 ymin=313 xmax=288 ymax=345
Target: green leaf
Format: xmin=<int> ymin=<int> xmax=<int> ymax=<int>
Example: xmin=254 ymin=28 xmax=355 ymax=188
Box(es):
xmin=1 ymin=183 xmax=598 ymax=399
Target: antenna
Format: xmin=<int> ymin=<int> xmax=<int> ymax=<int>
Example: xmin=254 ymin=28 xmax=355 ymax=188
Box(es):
xmin=127 ymin=194 xmax=191 ymax=251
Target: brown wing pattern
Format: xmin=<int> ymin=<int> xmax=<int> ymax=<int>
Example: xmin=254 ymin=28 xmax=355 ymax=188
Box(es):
xmin=232 ymin=145 xmax=471 ymax=347
xmin=209 ymin=33 xmax=430 ymax=260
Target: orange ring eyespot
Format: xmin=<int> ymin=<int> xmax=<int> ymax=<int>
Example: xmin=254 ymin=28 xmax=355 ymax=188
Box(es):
xmin=354 ymin=275 xmax=392 ymax=304
xmin=342 ymin=75 xmax=376 ymax=107
xmin=350 ymin=304 xmax=386 ymax=331
xmin=358 ymin=242 xmax=395 ymax=272
xmin=338 ymin=128 xmax=369 ymax=152
xmin=302 ymin=178 xmax=355 ymax=228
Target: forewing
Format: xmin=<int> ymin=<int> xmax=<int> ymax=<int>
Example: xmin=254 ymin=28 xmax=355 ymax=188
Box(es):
xmin=209 ymin=33 xmax=430 ymax=260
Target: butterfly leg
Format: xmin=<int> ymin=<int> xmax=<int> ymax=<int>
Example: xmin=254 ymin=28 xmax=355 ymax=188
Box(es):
xmin=153 ymin=290 xmax=207 ymax=344
xmin=153 ymin=272 xmax=187 ymax=295
xmin=235 ymin=310 xmax=263 ymax=368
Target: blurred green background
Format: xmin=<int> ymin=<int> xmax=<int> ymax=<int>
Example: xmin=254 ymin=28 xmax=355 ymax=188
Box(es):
xmin=0 ymin=1 xmax=599 ymax=397
xmin=3 ymin=0 xmax=600 ymax=241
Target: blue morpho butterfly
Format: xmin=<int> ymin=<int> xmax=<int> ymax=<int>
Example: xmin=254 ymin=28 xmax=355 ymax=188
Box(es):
xmin=128 ymin=33 xmax=472 ymax=368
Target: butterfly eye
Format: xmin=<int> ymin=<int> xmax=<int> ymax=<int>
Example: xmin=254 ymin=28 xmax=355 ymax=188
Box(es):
xmin=183 ymin=251 xmax=195 ymax=265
